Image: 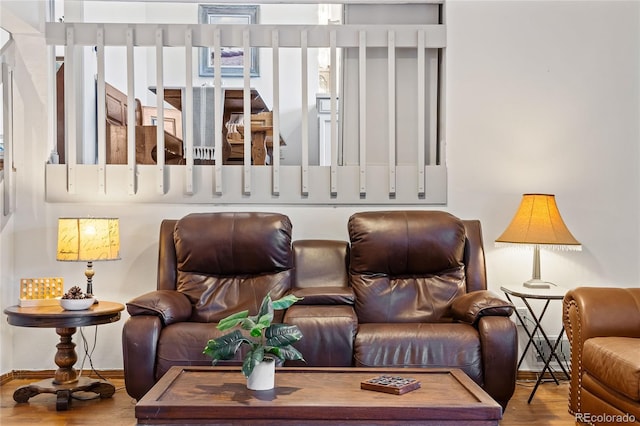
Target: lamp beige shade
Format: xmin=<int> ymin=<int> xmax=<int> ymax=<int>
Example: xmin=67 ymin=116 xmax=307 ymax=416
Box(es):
xmin=56 ymin=218 xmax=121 ymax=262
xmin=495 ymin=194 xmax=581 ymax=249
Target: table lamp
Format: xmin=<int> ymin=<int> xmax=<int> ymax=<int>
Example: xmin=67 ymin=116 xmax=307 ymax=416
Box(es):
xmin=56 ymin=217 xmax=120 ymax=298
xmin=495 ymin=194 xmax=581 ymax=289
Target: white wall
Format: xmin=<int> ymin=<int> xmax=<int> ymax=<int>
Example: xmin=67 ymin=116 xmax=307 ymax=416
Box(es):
xmin=0 ymin=195 xmax=14 ymax=375
xmin=1 ymin=0 xmax=639 ymax=373
xmin=446 ymin=0 xmax=640 ymax=360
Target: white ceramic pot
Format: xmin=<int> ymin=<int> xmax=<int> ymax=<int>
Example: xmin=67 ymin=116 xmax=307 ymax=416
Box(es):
xmin=246 ymin=359 xmax=275 ymax=391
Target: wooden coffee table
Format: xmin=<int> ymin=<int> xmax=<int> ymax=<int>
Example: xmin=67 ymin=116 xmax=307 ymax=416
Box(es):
xmin=136 ymin=366 xmax=502 ymax=425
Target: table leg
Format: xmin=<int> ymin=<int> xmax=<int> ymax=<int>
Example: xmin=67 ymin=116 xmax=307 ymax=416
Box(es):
xmin=13 ymin=377 xmax=115 ymax=411
xmin=528 ymin=328 xmax=568 ymax=403
xmin=12 ymin=326 xmax=115 ymax=411
xmin=505 ymin=294 xmax=550 ymax=370
xmin=54 ymin=327 xmax=78 ymax=384
xmin=521 ymin=299 xmax=571 ymax=404
xmin=503 ymin=291 xmax=570 ymax=404
xmin=540 ymin=328 xmax=570 ymax=380
xmin=521 ymin=298 xmax=559 ymax=386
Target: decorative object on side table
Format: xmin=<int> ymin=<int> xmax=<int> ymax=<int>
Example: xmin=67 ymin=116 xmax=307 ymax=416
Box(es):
xmin=56 ymin=217 xmax=121 ymax=300
xmin=203 ymin=293 xmax=304 ymax=390
xmin=495 ymin=193 xmax=581 ymax=289
xmin=19 ymin=277 xmax=64 ymax=307
xmin=59 ymin=286 xmax=95 ymax=310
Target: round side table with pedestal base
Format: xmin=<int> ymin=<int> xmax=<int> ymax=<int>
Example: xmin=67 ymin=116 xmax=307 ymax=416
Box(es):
xmin=3 ymin=301 xmax=124 ymax=411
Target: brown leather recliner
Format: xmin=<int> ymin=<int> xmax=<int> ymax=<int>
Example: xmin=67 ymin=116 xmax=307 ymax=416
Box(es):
xmin=563 ymin=287 xmax=640 ymax=425
xmin=122 ymin=212 xmax=293 ymax=400
xmin=347 ymin=211 xmax=518 ymax=409
xmin=123 ymin=210 xmax=517 ymax=409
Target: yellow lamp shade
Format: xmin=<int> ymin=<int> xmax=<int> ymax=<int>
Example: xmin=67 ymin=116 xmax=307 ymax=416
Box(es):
xmin=496 ymin=194 xmax=581 ymax=249
xmin=56 ymin=218 xmax=120 ymax=262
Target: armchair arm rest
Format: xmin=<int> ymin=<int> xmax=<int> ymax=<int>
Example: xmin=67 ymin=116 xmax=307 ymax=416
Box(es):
xmin=126 ymin=290 xmax=192 ymax=325
xmin=122 ymin=315 xmax=162 ymax=400
xmin=451 ymin=290 xmax=514 ymax=325
xmin=289 ymin=286 xmax=355 ymax=305
xmin=563 ymin=287 xmax=640 ymax=341
xmin=477 ymin=316 xmax=517 ymax=409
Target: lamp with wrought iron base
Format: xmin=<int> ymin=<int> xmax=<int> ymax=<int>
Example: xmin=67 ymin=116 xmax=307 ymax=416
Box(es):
xmin=56 ymin=217 xmax=121 ymax=300
xmin=496 ymin=194 xmax=581 ymax=289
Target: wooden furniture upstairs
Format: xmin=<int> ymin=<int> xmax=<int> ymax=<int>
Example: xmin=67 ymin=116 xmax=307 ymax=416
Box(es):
xmin=220 ymin=88 xmax=285 ymax=165
xmin=55 ymin=63 xmax=183 ymax=165
xmin=105 ymin=83 xmax=183 ymax=165
xmin=226 ymin=109 xmax=283 ymax=165
xmin=154 ymin=87 xmax=285 ymax=165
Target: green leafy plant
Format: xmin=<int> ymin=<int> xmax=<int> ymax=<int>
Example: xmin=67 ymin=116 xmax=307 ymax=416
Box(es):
xmin=203 ymin=293 xmax=305 ymax=378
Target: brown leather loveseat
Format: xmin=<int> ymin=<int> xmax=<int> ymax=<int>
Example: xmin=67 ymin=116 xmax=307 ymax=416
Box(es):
xmin=563 ymin=287 xmax=640 ymax=425
xmin=122 ymin=211 xmax=517 ymax=409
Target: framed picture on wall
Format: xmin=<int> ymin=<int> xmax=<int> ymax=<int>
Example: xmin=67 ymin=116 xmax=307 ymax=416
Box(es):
xmin=198 ymin=4 xmax=260 ymax=78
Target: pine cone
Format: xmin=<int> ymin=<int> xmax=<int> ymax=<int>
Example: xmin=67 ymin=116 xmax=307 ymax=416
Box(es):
xmin=62 ymin=286 xmax=88 ymax=300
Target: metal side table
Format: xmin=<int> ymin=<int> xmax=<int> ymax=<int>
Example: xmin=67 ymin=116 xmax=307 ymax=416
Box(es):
xmin=500 ymin=284 xmax=570 ymax=403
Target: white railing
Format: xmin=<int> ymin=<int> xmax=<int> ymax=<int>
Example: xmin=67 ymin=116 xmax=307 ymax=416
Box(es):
xmin=1 ymin=43 xmax=15 ymax=221
xmin=44 ymin=19 xmax=446 ymax=204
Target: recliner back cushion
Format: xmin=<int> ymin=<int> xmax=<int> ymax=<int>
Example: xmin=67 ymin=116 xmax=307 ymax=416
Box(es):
xmin=348 ymin=211 xmax=467 ymax=323
xmin=173 ymin=212 xmax=293 ymax=322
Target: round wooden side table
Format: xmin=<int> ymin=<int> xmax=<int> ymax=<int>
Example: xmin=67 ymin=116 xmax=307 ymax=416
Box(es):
xmin=3 ymin=301 xmax=124 ymax=411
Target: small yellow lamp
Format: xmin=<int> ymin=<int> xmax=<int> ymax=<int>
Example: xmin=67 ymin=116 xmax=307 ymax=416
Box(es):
xmin=56 ymin=217 xmax=120 ymax=298
xmin=495 ymin=194 xmax=581 ymax=289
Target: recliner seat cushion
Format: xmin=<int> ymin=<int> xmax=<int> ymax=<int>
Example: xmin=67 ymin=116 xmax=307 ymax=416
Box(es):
xmin=156 ymin=322 xmax=246 ymax=380
xmin=354 ymin=323 xmax=483 ymax=385
xmin=284 ymin=305 xmax=357 ymax=367
xmin=583 ymin=337 xmax=640 ymax=402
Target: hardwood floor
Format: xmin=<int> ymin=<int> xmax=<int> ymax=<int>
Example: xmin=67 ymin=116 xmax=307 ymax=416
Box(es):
xmin=505 ymin=380 xmax=574 ymax=425
xmin=1 ymin=373 xmax=575 ymax=425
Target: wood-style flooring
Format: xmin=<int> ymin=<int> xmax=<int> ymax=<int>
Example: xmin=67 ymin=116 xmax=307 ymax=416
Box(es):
xmin=0 ymin=373 xmax=574 ymax=425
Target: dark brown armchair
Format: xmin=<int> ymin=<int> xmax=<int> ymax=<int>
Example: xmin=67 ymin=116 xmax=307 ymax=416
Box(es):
xmin=122 ymin=212 xmax=293 ymax=400
xmin=347 ymin=211 xmax=518 ymax=409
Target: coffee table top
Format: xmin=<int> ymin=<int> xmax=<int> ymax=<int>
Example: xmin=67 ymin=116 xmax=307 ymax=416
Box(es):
xmin=136 ymin=366 xmax=502 ymax=425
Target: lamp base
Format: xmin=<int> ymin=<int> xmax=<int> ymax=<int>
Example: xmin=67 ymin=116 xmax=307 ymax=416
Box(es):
xmin=523 ymin=279 xmax=553 ymax=289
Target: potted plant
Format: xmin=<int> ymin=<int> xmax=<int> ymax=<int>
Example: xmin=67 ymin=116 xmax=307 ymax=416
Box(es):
xmin=203 ymin=293 xmax=305 ymax=390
